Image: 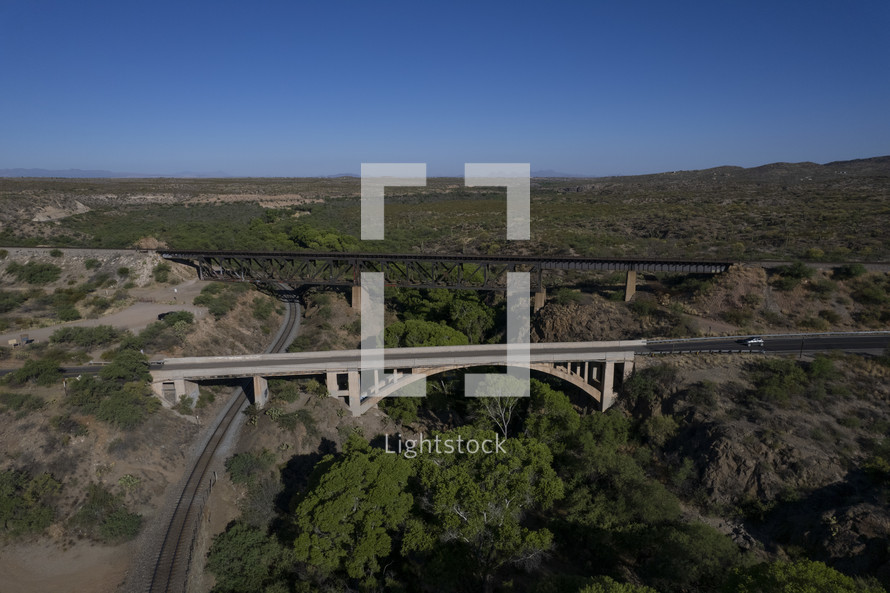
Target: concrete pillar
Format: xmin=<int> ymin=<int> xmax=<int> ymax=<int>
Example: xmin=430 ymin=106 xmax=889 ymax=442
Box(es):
xmin=534 ymin=289 xmax=546 ymax=312
xmin=326 ymin=372 xmax=340 ymax=396
xmin=601 ymin=361 xmax=616 ymax=411
xmin=622 ymin=358 xmax=635 ymax=380
xmin=347 ymin=370 xmax=361 ymax=416
xmin=253 ymin=375 xmax=269 ymax=408
xmin=351 ymin=285 xmax=362 ymax=311
xmin=624 ymin=270 xmax=637 ymax=302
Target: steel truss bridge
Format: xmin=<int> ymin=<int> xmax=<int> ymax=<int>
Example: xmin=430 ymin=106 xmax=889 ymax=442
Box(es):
xmin=158 ymin=250 xmax=732 ymax=293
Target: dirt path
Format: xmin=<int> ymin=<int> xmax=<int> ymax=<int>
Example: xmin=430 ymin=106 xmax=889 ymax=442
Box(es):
xmin=0 ymin=541 xmax=131 ymax=593
xmin=0 ymin=279 xmax=207 ymax=347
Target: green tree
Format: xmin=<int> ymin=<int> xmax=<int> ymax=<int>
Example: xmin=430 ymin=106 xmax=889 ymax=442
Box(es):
xmin=524 ymin=380 xmax=581 ymax=455
xmin=725 ymin=559 xmax=886 ymax=593
xmin=448 ymin=296 xmax=495 ymax=344
xmin=100 ymin=349 xmax=151 ymax=383
xmin=384 ymin=319 xmax=469 ymax=348
xmin=404 ymin=428 xmax=563 ymax=593
xmin=208 ymin=521 xmax=292 ymax=593
xmin=579 ymin=577 xmax=658 ymax=592
xmin=292 ymin=435 xmax=414 ymax=589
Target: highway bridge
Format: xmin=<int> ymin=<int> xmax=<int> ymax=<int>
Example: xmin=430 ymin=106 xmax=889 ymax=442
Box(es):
xmin=147 ymin=332 xmax=890 ymax=416
xmin=150 ymin=341 xmax=640 ymax=415
xmin=158 ymin=249 xmax=733 ymax=306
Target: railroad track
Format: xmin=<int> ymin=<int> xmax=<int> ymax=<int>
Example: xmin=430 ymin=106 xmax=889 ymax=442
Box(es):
xmin=147 ymin=296 xmax=299 ymax=593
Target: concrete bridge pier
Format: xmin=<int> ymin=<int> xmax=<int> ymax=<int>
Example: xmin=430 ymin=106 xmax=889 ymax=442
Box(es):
xmin=151 ymin=379 xmax=199 ymax=408
xmin=351 ymin=285 xmax=361 ymax=311
xmin=324 ymin=370 xmax=363 ymax=414
xmin=534 ymin=289 xmax=546 ymax=312
xmin=624 ymin=270 xmax=637 ymax=301
xmin=253 ymin=375 xmax=269 ymax=408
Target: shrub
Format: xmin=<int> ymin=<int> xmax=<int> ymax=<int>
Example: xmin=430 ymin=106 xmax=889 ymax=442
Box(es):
xmin=0 ymin=290 xmax=28 ymax=314
xmin=194 ymin=282 xmax=247 ymax=319
xmin=771 ymin=276 xmax=800 ymax=291
xmin=685 ymin=381 xmax=718 ymax=407
xmin=0 ymin=469 xmax=61 ymax=536
xmin=798 ymin=316 xmax=829 ymax=331
xmin=6 ymin=261 xmax=62 ymax=284
xmin=721 ymin=309 xmax=754 ymax=326
xmin=641 ymin=414 xmax=679 ymax=447
xmin=749 ymin=358 xmax=808 ymax=405
xmin=6 ymin=357 xmax=63 ymax=386
xmin=225 ymin=449 xmax=276 ymax=485
xmin=116 ymin=266 xmax=130 ymax=277
xmin=251 ymin=296 xmax=275 ymax=321
xmin=553 ymin=287 xmax=583 ymax=305
xmin=0 ymin=391 xmax=46 ymax=416
xmin=0 ymin=249 xmax=7 ymax=259
xmin=50 ymin=325 xmax=123 ymax=349
xmin=269 ymin=379 xmax=301 ymax=403
xmin=833 ymin=263 xmax=866 ymax=280
xmin=173 ymin=394 xmax=194 ymax=415
xmin=852 ymin=282 xmax=887 ymax=306
xmin=818 ymin=309 xmax=841 ymax=324
xmin=776 ymin=261 xmax=814 ymax=279
xmin=629 ymin=298 xmax=657 ymax=317
xmin=196 ymin=389 xmax=216 ymax=409
xmin=152 ymin=262 xmax=171 ymax=283
xmin=160 ymin=310 xmax=194 ymax=326
xmin=70 ymin=483 xmax=142 ymax=542
xmin=95 ymin=383 xmax=160 ymax=429
xmin=49 ymin=248 xmax=63 ymax=258
xmin=84 ymin=258 xmax=101 ymax=270
xmin=807 ymin=279 xmax=836 ymax=298
xmin=55 ymin=304 xmax=81 ymax=321
xmin=50 ymin=413 xmax=89 ymax=436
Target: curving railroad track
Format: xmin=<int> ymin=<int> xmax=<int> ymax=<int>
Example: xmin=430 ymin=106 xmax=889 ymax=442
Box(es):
xmin=147 ymin=296 xmax=299 ymax=593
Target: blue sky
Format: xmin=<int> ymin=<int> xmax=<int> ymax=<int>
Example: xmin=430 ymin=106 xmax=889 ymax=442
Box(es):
xmin=1 ymin=0 xmax=888 ymax=176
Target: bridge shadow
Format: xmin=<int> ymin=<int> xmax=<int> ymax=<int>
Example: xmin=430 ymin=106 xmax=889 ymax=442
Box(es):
xmin=747 ymin=467 xmax=890 ymax=585
xmin=255 ymin=282 xmax=308 ymax=304
xmin=270 ymin=437 xmax=337 ymax=538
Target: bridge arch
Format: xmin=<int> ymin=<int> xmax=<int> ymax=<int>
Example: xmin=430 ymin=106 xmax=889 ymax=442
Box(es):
xmin=328 ymin=359 xmax=633 ymax=416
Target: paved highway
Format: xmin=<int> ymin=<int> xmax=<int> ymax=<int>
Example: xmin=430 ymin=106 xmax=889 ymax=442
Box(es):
xmin=4 ymin=332 xmax=885 ymax=379
xmin=645 ymin=333 xmax=890 ymax=355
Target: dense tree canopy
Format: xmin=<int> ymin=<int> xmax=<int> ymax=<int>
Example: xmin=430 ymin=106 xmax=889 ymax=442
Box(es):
xmin=292 ymin=435 xmax=413 ymax=589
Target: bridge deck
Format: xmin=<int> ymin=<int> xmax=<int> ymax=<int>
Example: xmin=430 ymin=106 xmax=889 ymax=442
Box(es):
xmin=150 ymin=341 xmax=642 ymax=381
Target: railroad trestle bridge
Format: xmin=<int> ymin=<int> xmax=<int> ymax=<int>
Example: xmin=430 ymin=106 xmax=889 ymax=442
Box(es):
xmin=159 ymin=250 xmax=732 ymax=308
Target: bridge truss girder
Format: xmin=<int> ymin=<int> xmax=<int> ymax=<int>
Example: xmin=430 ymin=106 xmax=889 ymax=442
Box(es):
xmin=162 ymin=250 xmax=731 ymax=293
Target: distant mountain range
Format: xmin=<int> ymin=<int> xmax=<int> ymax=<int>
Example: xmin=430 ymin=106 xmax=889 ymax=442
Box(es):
xmin=1 ymin=156 xmax=886 ymax=180
xmin=0 ymin=168 xmax=230 ymax=178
